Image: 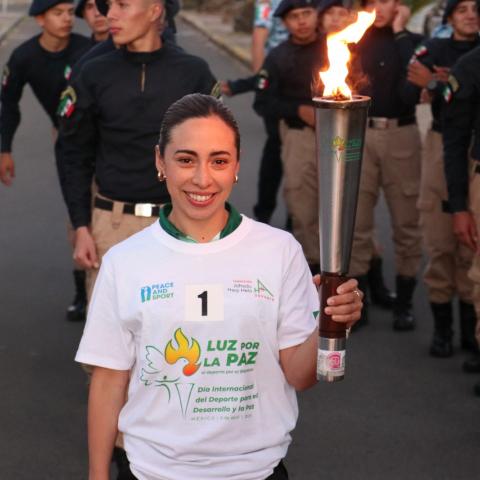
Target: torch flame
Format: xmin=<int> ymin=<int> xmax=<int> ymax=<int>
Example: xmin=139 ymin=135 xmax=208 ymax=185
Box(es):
xmin=165 ymin=328 xmax=201 ymax=376
xmin=320 ymin=11 xmax=376 ymax=100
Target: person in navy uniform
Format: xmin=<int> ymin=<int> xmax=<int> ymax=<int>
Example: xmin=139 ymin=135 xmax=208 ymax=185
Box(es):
xmin=0 ymin=0 xmax=91 ymax=322
xmin=407 ymin=0 xmax=480 ymax=357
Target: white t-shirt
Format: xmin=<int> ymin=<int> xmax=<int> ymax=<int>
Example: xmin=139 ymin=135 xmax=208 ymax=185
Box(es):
xmin=76 ymin=216 xmax=318 ymax=480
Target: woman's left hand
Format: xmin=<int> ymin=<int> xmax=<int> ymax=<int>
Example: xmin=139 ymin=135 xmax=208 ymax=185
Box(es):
xmin=312 ymin=275 xmax=364 ymax=328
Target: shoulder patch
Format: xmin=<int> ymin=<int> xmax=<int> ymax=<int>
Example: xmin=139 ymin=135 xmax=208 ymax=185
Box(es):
xmin=2 ymin=65 xmax=9 ymax=87
xmin=255 ymin=3 xmax=271 ymax=23
xmin=57 ymin=86 xmax=77 ymax=118
xmin=210 ymin=81 xmax=222 ymax=99
xmin=256 ymin=69 xmax=269 ymax=90
xmin=448 ymin=74 xmax=459 ymax=93
xmin=414 ymin=45 xmax=428 ymax=58
xmin=64 ymin=65 xmax=72 ymax=81
xmin=443 ymin=84 xmax=452 ymax=103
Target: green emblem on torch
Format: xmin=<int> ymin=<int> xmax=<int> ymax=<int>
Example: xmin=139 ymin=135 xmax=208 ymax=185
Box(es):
xmin=331 ymin=136 xmax=362 ymax=162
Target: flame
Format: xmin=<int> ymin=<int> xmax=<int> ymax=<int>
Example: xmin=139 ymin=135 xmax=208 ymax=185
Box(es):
xmin=320 ymin=11 xmax=376 ymax=99
xmin=165 ymin=328 xmax=201 ymax=376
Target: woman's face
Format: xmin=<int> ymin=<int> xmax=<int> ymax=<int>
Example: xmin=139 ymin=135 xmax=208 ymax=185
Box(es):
xmin=156 ymin=115 xmax=239 ymax=226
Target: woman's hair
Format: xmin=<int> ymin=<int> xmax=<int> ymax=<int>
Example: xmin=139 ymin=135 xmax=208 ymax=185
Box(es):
xmin=158 ymin=93 xmax=241 ymax=157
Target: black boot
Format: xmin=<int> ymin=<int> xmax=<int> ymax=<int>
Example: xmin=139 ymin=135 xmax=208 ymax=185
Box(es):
xmin=392 ymin=275 xmax=416 ymax=331
xmin=459 ymin=301 xmax=479 ymax=353
xmin=429 ymin=302 xmax=453 ymax=357
xmin=352 ymin=275 xmax=369 ymax=330
xmin=367 ymin=256 xmax=396 ymax=309
xmin=66 ymin=270 xmax=87 ymax=322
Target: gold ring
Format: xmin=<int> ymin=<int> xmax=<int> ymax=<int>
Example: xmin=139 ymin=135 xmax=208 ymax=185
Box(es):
xmin=353 ymin=289 xmax=361 ymax=301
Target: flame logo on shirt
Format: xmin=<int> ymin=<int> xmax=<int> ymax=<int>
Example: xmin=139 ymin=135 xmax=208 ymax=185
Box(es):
xmin=165 ymin=328 xmax=201 ymax=376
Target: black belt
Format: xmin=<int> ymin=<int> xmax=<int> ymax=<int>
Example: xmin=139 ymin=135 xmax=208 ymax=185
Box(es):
xmin=94 ymin=196 xmax=161 ymax=218
xmin=368 ymin=116 xmax=416 ymax=129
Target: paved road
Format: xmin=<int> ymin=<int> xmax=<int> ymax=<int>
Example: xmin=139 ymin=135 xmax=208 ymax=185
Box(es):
xmin=0 ymin=17 xmax=478 ymax=480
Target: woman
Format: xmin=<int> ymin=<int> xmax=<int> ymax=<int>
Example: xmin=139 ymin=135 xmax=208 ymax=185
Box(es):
xmin=76 ymin=94 xmax=363 ymax=480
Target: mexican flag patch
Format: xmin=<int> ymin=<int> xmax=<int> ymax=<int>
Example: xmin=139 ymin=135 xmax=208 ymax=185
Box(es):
xmin=256 ymin=69 xmax=269 ymax=90
xmin=57 ymin=86 xmax=77 ymax=118
xmin=414 ymin=45 xmax=428 ymax=58
xmin=64 ymin=64 xmax=72 ymax=81
xmin=443 ymin=84 xmax=452 ymax=103
xmin=255 ymin=2 xmax=271 ymax=22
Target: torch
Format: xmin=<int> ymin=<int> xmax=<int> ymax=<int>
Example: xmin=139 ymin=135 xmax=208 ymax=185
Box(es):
xmin=315 ymin=11 xmax=375 ymax=382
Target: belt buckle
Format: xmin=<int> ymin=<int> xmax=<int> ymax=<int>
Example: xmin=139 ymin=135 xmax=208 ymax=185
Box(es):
xmin=134 ymin=203 xmax=154 ymax=217
xmin=369 ymin=117 xmax=388 ymax=129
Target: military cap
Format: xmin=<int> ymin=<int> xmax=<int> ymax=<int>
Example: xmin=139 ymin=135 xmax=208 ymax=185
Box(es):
xmin=29 ymin=0 xmax=74 ymax=16
xmin=274 ymin=0 xmax=319 ymax=18
xmin=318 ymin=0 xmax=352 ymax=15
xmin=95 ymin=0 xmax=107 ymax=16
xmin=442 ymin=0 xmax=479 ymax=23
xmin=74 ymin=0 xmax=87 ymax=18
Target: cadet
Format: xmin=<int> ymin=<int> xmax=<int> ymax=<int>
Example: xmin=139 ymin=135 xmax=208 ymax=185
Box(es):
xmin=0 ymin=0 xmax=91 ymax=321
xmin=443 ymin=45 xmax=480 ymax=395
xmin=74 ymin=0 xmax=109 ymax=43
xmin=318 ymin=0 xmax=396 ymax=320
xmin=221 ymin=0 xmax=288 ymax=225
xmin=254 ymin=0 xmax=325 ymax=273
xmin=407 ymin=0 xmax=479 ymax=356
xmin=57 ymin=0 xmax=216 ymax=294
xmin=349 ymin=0 xmax=423 ymax=330
xmin=318 ymin=0 xmax=352 ymax=33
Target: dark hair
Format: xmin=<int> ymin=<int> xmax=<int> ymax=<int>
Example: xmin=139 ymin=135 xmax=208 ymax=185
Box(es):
xmin=158 ymin=93 xmax=241 ymax=157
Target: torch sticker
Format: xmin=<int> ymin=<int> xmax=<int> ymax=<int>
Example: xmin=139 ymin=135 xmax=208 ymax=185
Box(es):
xmin=331 ymin=136 xmax=362 ymax=163
xmin=317 ymin=348 xmax=345 ymax=377
xmin=332 ymin=136 xmax=346 ymax=162
xmin=140 ymin=328 xmax=201 ymax=417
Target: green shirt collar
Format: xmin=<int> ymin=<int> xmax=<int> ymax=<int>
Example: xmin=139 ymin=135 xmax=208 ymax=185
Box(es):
xmin=159 ymin=203 xmax=242 ymax=243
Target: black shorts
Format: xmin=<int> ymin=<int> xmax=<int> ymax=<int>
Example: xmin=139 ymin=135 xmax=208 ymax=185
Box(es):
xmin=121 ymin=461 xmax=289 ymax=480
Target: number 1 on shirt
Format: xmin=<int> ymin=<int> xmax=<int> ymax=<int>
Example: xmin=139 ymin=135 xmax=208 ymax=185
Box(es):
xmin=185 ymin=284 xmax=224 ymax=322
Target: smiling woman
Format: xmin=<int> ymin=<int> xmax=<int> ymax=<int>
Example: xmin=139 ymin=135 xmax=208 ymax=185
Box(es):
xmin=75 ymin=93 xmax=363 ymax=480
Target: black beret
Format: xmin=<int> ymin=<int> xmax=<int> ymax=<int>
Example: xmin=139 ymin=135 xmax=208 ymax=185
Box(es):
xmin=75 ymin=0 xmax=87 ymax=18
xmin=95 ymin=0 xmax=107 ymax=16
xmin=443 ymin=0 xmax=479 ymax=23
xmin=274 ymin=0 xmax=319 ymax=18
xmin=29 ymin=0 xmax=73 ymax=16
xmin=318 ymin=0 xmax=352 ymax=15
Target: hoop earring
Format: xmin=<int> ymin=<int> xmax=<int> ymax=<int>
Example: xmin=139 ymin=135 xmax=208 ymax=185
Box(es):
xmin=157 ymin=171 xmax=167 ymax=182
xmin=234 ymin=174 xmax=239 ymax=184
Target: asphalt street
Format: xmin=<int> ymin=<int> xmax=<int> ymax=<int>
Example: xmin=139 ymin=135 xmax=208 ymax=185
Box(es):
xmin=0 ymin=16 xmax=478 ymax=480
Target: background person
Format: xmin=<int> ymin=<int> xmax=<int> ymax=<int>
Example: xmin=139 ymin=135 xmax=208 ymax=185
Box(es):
xmin=74 ymin=0 xmax=110 ymax=43
xmin=254 ymin=0 xmax=326 ymax=274
xmin=443 ymin=45 xmax=480 ymax=395
xmin=349 ymin=0 xmax=423 ymax=331
xmin=407 ymin=0 xmax=480 ymax=357
xmin=76 ymin=93 xmax=363 ymax=480
xmin=0 ymin=0 xmax=91 ymax=322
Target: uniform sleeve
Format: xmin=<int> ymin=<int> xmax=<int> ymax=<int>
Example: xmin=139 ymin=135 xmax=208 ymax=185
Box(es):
xmin=56 ymin=70 xmax=97 ymax=229
xmin=277 ymin=238 xmax=318 ymax=350
xmin=396 ymin=31 xmax=424 ymax=108
xmin=227 ymin=75 xmax=257 ymax=96
xmin=0 ymin=51 xmax=28 ymax=152
xmin=253 ymin=0 xmax=273 ymax=30
xmin=253 ymin=53 xmax=301 ymax=120
xmin=443 ymin=62 xmax=476 ymax=213
xmin=193 ymin=59 xmax=216 ymax=95
xmin=75 ymin=254 xmax=135 ymax=370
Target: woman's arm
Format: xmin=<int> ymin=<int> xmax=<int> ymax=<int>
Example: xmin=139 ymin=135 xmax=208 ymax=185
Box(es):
xmin=279 ymin=278 xmax=363 ymax=391
xmin=88 ymin=366 xmax=130 ymax=480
